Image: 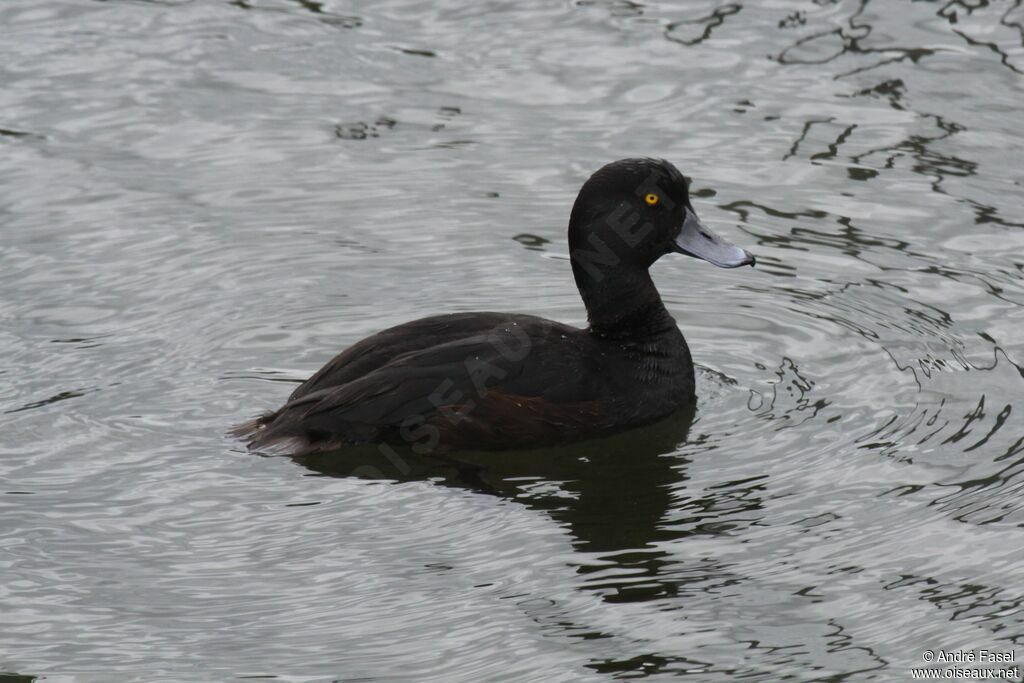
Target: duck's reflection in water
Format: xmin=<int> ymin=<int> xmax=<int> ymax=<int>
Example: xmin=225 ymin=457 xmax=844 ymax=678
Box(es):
xmin=294 ymin=406 xmax=696 ymax=597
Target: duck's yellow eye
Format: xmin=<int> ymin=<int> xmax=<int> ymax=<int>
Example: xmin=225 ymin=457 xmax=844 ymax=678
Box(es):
xmin=644 ymin=193 xmax=660 ymax=206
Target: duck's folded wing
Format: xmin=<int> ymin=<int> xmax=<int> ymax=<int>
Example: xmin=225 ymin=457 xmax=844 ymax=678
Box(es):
xmin=288 ymin=312 xmax=542 ymax=402
xmin=243 ymin=324 xmax=609 ymax=454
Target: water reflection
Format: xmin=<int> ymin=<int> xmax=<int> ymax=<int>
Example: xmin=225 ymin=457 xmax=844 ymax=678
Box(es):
xmin=0 ymin=674 xmax=36 ymax=683
xmin=298 ymin=407 xmax=698 ymax=599
xmin=228 ymin=0 xmax=364 ymax=28
xmin=665 ymin=4 xmax=742 ymax=46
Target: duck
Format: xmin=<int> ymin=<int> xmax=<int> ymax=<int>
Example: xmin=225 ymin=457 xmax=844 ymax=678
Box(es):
xmin=232 ymin=158 xmax=754 ymax=455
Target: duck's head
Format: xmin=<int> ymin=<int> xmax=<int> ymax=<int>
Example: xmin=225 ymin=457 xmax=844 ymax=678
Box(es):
xmin=568 ymin=158 xmax=755 ymax=283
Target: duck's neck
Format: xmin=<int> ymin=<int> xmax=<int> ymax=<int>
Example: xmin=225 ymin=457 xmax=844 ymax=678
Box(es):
xmin=573 ymin=264 xmax=678 ymax=340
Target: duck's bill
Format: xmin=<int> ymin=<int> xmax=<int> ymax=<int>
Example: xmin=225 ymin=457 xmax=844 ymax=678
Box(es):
xmin=674 ymin=210 xmax=755 ymax=268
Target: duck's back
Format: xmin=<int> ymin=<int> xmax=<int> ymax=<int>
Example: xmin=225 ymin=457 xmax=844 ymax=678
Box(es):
xmin=288 ymin=312 xmax=527 ymax=402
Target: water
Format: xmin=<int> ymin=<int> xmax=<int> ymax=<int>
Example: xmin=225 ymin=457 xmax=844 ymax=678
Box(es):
xmin=2 ymin=0 xmax=1023 ymax=680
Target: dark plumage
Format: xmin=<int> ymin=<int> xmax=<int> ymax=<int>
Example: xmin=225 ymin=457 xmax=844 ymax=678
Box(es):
xmin=232 ymin=158 xmax=754 ymax=455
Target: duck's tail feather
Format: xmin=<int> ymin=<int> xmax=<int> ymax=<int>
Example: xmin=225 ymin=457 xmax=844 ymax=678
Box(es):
xmin=228 ymin=411 xmax=276 ymax=447
xmin=228 ymin=411 xmax=352 ymax=456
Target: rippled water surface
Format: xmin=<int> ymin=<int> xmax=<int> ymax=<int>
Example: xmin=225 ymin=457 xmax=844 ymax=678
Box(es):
xmin=3 ymin=1 xmax=1024 ymax=681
